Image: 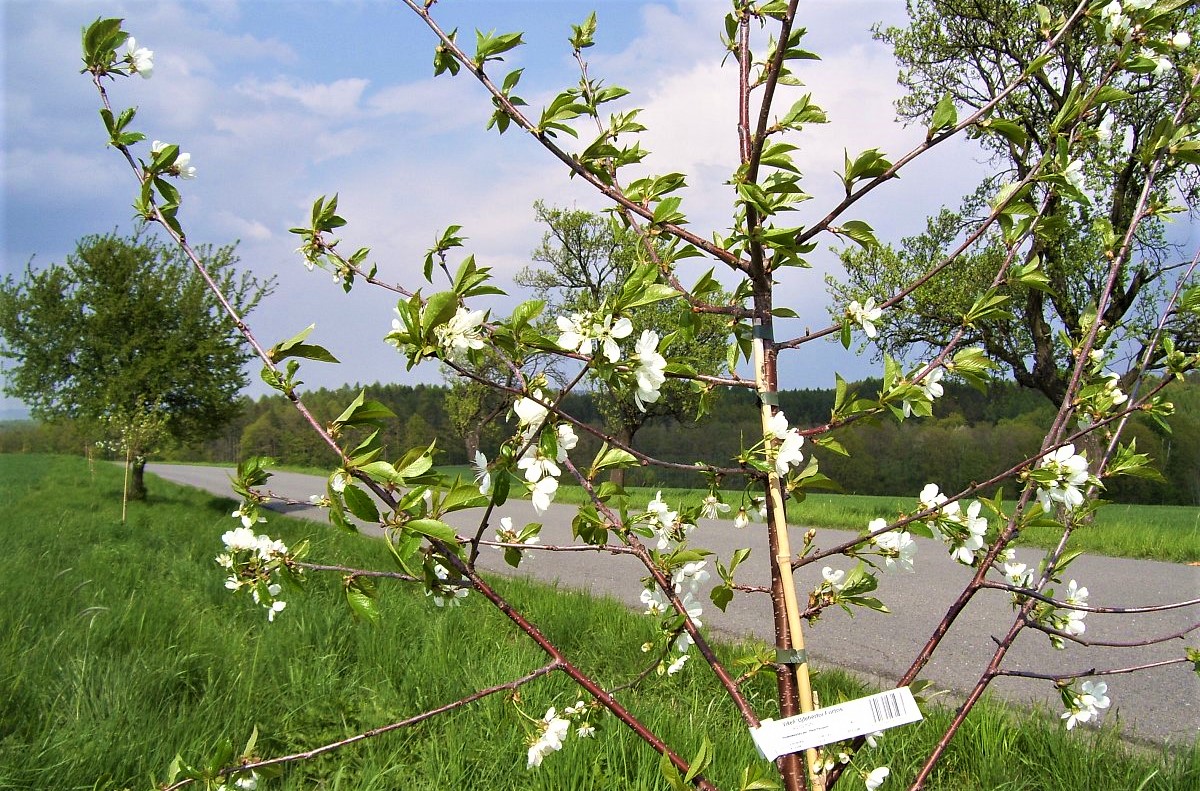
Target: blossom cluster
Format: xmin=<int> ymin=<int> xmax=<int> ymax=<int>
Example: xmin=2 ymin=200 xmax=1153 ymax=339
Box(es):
xmin=217 ymin=523 xmax=292 ymax=621
xmin=917 ymin=484 xmax=989 ymax=565
xmin=434 ymin=306 xmax=487 ymax=362
xmin=869 ymin=518 xmax=917 ymax=573
xmin=1033 ymin=444 xmax=1091 ymax=512
xmin=636 ymin=492 xmax=707 ymax=668
xmin=511 ymin=389 xmax=578 ymax=513
xmin=526 ymin=700 xmax=596 ymax=768
xmin=900 ymin=362 xmax=945 ymax=418
xmin=150 ymin=140 xmax=197 ymax=179
xmin=765 ymin=410 xmax=806 ymax=477
xmin=124 ymin=37 xmax=153 ymax=79
xmin=1061 ymin=679 xmax=1111 ymax=730
xmin=427 ymin=561 xmax=469 ymax=607
xmin=1042 ymin=579 xmax=1090 ymax=649
xmin=556 ymin=313 xmax=667 ymax=411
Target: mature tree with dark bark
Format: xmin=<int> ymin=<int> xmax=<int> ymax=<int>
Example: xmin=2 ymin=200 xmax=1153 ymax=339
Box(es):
xmin=832 ymin=0 xmax=1199 ymax=405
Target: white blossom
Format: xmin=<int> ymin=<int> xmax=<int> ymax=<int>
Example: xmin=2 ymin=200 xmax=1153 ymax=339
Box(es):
xmin=700 ymin=494 xmax=730 ymax=520
xmin=576 ymin=723 xmax=595 ymax=738
xmin=848 ymin=297 xmax=883 ymax=338
xmin=530 ymin=476 xmax=559 ymax=514
xmin=822 ymin=567 xmax=846 ymax=591
xmin=125 ymin=37 xmax=153 ymax=78
xmin=517 ymin=448 xmax=560 ymax=483
xmin=733 ymin=507 xmax=751 ymax=529
xmin=555 ymin=312 xmax=593 ymax=355
xmin=632 ymin=330 xmax=667 ymax=411
xmin=434 ymin=307 xmax=486 ymax=361
xmin=1036 ymin=444 xmax=1090 ymax=512
xmin=665 ymin=653 xmax=689 ymax=675
xmin=473 ymin=450 xmax=491 ymax=496
xmin=946 ymin=501 xmax=988 ymax=565
xmin=593 ymin=314 xmax=633 ymax=362
xmin=555 ymin=422 xmax=578 ymax=460
xmin=1003 ymin=559 xmax=1033 ymax=588
xmin=222 ymin=525 xmax=260 ymax=550
xmin=428 ymin=562 xmax=468 ymax=608
xmin=640 ymin=586 xmax=669 ymax=616
xmin=1062 ymin=680 xmax=1110 ymax=730
xmin=527 ymin=707 xmax=571 ymax=768
xmin=1172 ymin=30 xmax=1192 ymax=50
xmin=873 ymin=524 xmax=917 ymax=573
xmin=514 ymin=389 xmax=550 ymax=430
xmin=1063 ymin=158 xmax=1085 ymax=192
xmin=672 ymin=560 xmax=710 ymax=593
xmin=918 ymin=364 xmax=945 ymax=401
xmin=865 ymin=766 xmax=891 ymax=791
xmin=766 ymin=410 xmax=806 ymax=476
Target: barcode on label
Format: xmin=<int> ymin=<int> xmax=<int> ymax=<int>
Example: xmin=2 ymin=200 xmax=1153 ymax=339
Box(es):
xmin=748 ymin=686 xmax=924 ymax=761
xmin=869 ymin=690 xmax=907 ymax=723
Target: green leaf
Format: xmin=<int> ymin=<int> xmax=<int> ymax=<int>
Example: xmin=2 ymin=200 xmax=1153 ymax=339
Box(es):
xmin=346 ymin=587 xmax=381 ymax=624
xmin=269 ymin=324 xmax=340 ymax=364
xmin=838 ymin=220 xmax=879 ymax=250
xmin=683 ymin=737 xmax=713 ymax=783
xmin=928 ymin=92 xmax=957 ymax=138
xmin=624 ymin=283 xmax=680 ymax=309
xmin=333 ymin=390 xmax=395 ymax=427
xmin=591 ymin=444 xmax=638 ymax=475
xmin=421 ymin=291 xmax=459 ymax=337
xmin=408 ymin=518 xmax=460 ymax=545
xmin=342 ymin=484 xmax=380 ymax=523
xmin=978 ymin=118 xmax=1028 ymax=149
xmin=474 ymin=29 xmax=524 ymax=65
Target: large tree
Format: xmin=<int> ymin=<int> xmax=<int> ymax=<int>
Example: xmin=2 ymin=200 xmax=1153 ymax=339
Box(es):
xmin=0 ymin=231 xmax=272 ymax=498
xmin=832 ymin=0 xmax=1199 ymax=405
xmin=516 ymin=202 xmax=730 ymax=483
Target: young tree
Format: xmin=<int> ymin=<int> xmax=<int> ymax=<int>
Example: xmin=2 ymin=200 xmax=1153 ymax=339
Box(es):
xmin=832 ymin=0 xmax=1199 ymax=405
xmin=0 ymin=231 xmax=272 ymax=498
xmin=78 ymin=7 xmax=1199 ymax=791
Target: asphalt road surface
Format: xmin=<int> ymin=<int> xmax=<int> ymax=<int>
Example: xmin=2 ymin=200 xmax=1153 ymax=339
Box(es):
xmin=148 ymin=463 xmax=1199 ymax=747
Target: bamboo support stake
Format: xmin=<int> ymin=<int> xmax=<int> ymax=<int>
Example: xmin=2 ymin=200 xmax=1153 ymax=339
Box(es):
xmin=753 ymin=324 xmax=825 ymax=791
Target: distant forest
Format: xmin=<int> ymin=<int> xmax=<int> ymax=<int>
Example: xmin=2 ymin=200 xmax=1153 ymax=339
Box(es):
xmin=3 ymin=376 xmax=1197 ymax=505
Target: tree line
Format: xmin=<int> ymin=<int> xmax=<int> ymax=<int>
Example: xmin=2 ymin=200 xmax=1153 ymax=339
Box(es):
xmin=4 ymin=375 xmax=1196 ymax=506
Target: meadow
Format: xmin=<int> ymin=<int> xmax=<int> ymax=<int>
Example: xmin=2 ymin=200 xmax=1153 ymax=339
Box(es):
xmin=2 ymin=454 xmax=1196 ymax=790
xmin=435 ymin=465 xmax=1200 ymax=564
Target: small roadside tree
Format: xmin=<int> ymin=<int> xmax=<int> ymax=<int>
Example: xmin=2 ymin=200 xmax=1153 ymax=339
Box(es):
xmin=517 ymin=202 xmax=732 ymax=484
xmin=0 ymin=231 xmax=272 ymax=499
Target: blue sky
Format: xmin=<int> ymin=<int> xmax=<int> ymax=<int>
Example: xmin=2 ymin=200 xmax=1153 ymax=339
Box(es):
xmin=2 ymin=0 xmax=1000 ymax=416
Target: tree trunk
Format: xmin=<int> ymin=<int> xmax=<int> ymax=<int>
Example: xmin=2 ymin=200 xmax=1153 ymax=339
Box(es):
xmin=129 ymin=455 xmax=148 ymax=501
xmin=465 ymin=425 xmax=482 ymax=464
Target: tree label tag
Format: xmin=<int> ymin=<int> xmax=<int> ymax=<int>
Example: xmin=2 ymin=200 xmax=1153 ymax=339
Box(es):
xmin=749 ymin=687 xmax=922 ymax=761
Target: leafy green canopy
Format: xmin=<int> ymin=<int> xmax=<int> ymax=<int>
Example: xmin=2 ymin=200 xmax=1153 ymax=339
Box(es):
xmin=833 ymin=0 xmax=1199 ymax=405
xmin=0 ymin=231 xmax=272 ymax=452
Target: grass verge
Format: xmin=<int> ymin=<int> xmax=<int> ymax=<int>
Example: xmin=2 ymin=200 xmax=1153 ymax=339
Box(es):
xmin=4 ymin=454 xmax=1194 ymax=790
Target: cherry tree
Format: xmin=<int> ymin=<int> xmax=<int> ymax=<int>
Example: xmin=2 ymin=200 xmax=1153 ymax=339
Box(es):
xmin=78 ymin=3 xmax=1199 ymax=790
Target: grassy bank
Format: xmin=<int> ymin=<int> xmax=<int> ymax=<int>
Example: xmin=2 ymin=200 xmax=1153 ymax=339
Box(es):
xmin=5 ymin=454 xmax=1194 ymax=790
xmin=157 ymin=460 xmax=1199 ymax=562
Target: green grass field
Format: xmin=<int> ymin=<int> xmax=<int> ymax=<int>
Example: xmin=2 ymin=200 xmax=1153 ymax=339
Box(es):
xmin=444 ymin=468 xmax=1198 ymax=564
xmin=4 ymin=454 xmax=1195 ymax=790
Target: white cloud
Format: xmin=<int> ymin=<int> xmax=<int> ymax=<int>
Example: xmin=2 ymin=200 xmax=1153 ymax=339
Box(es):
xmin=213 ymin=211 xmax=273 ymax=242
xmin=235 ymin=76 xmax=371 ymax=117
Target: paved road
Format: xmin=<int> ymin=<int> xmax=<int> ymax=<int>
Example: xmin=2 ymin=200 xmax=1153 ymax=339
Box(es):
xmin=148 ymin=463 xmax=1200 ymax=747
